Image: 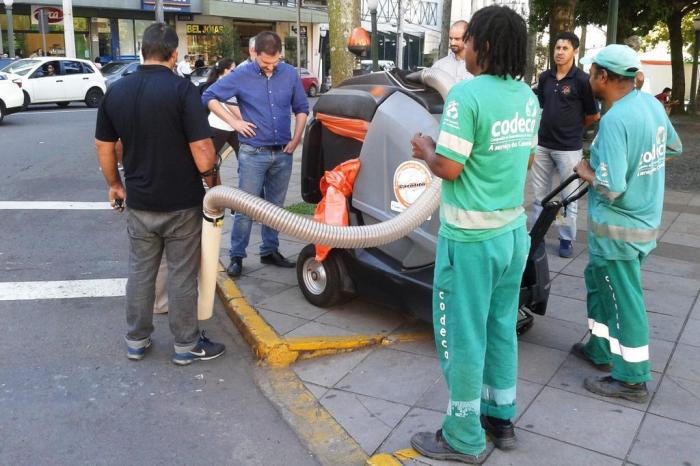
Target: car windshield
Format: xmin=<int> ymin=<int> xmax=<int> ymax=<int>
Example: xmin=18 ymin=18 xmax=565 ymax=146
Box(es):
xmin=101 ymin=62 xmax=130 ymax=75
xmin=2 ymin=59 xmax=41 ymax=76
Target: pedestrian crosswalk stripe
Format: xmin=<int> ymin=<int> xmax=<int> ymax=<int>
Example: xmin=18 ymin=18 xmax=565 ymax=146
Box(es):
xmin=0 ymin=279 xmax=127 ymax=301
xmin=0 ymin=201 xmax=112 ymax=210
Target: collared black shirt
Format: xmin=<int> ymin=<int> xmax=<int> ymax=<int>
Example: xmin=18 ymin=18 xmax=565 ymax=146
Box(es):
xmin=536 ymin=65 xmax=598 ymax=151
xmin=95 ymin=65 xmax=212 ymax=211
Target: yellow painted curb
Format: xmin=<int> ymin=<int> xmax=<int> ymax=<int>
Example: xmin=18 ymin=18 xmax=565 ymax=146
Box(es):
xmin=366 ymin=453 xmax=403 ymax=465
xmin=215 ymin=261 xmax=432 ymax=367
xmin=255 ymin=367 xmax=368 ymax=465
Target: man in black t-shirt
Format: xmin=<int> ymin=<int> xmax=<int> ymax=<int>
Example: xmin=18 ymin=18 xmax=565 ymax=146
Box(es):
xmin=530 ymin=31 xmax=599 ymax=258
xmin=95 ymin=23 xmax=225 ymax=366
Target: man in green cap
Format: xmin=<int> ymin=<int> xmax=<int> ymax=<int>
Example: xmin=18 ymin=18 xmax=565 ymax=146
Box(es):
xmin=573 ymin=44 xmax=682 ymax=402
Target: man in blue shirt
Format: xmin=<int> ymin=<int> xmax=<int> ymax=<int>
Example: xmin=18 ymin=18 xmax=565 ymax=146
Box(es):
xmin=202 ymin=31 xmax=309 ymax=277
xmin=573 ymin=45 xmax=682 ymax=403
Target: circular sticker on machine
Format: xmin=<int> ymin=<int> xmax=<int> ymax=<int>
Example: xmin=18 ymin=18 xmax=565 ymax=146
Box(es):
xmin=392 ymin=161 xmax=432 ymax=212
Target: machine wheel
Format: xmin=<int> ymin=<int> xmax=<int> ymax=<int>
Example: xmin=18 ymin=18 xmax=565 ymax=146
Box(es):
xmin=307 ymin=84 xmax=318 ymax=97
xmin=85 ymin=88 xmax=104 ymax=108
xmin=296 ymin=244 xmax=349 ymax=307
xmin=516 ymin=306 xmax=535 ymax=336
xmin=56 ymin=102 xmax=70 ymax=108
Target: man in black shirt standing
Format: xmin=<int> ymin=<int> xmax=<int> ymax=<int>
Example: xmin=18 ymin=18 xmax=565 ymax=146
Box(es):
xmin=530 ymin=31 xmax=599 ymax=258
xmin=95 ymin=23 xmax=225 ymax=366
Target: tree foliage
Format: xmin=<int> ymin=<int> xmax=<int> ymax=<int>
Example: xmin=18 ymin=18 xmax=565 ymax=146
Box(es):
xmin=215 ymin=25 xmax=243 ymax=64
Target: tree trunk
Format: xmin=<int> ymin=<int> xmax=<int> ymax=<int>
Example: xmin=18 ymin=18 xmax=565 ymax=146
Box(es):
xmin=439 ymin=0 xmax=452 ymax=58
xmin=667 ymin=10 xmax=686 ymax=115
xmin=327 ymin=0 xmax=360 ymax=88
xmin=578 ymin=24 xmax=587 ymax=69
xmin=524 ymin=0 xmax=538 ymax=84
xmin=548 ymin=0 xmax=578 ymax=62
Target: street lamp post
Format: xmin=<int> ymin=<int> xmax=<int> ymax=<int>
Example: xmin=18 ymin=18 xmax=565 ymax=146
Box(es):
xmin=368 ymin=0 xmax=379 ymax=72
xmin=689 ymin=17 xmax=700 ymax=114
xmin=3 ymin=0 xmax=14 ymax=58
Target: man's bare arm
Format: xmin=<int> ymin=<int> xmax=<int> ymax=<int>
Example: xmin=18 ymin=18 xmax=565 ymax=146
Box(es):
xmin=189 ymin=138 xmax=220 ymax=187
xmin=95 ymin=139 xmax=126 ymax=210
xmin=283 ymin=113 xmax=308 ymax=154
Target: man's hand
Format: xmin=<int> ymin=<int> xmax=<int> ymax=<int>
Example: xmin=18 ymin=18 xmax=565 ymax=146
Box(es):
xmin=233 ymin=120 xmax=257 ymax=138
xmin=283 ymin=137 xmax=301 ymax=155
xmin=574 ymin=159 xmax=595 ymax=184
xmin=108 ymin=183 xmax=126 ymax=212
xmin=411 ymin=133 xmax=436 ymax=161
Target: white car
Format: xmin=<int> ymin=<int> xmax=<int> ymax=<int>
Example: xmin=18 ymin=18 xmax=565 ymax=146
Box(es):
xmin=0 ymin=72 xmax=24 ymax=124
xmin=2 ymin=57 xmax=106 ymax=108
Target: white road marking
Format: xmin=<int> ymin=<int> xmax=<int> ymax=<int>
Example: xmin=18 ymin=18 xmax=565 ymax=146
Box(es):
xmin=0 ymin=201 xmax=111 ymax=210
xmin=21 ymin=109 xmax=97 ymax=115
xmin=0 ymin=278 xmax=127 ymax=301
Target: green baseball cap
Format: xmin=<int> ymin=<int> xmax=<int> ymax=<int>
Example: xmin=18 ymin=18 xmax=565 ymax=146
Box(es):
xmin=580 ymin=44 xmax=641 ymax=77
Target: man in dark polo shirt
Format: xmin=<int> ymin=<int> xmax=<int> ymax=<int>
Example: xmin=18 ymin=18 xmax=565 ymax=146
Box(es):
xmin=95 ymin=23 xmax=225 ymax=366
xmin=530 ymin=31 xmax=599 ymax=258
xmin=202 ymin=31 xmax=309 ymax=278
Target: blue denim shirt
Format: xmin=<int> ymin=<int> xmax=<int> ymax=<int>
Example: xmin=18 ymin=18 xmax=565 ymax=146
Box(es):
xmin=202 ymin=60 xmax=309 ymax=147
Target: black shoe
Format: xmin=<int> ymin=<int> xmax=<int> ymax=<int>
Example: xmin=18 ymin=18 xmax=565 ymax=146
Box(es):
xmin=480 ymin=415 xmax=516 ymax=450
xmin=260 ymin=250 xmax=295 ymax=268
xmin=410 ymin=430 xmax=487 ymax=464
xmin=226 ymin=257 xmax=242 ymax=277
xmin=584 ymin=375 xmax=649 ymax=403
xmin=571 ymin=342 xmax=613 ymax=372
xmin=172 ymin=331 xmax=226 ymax=366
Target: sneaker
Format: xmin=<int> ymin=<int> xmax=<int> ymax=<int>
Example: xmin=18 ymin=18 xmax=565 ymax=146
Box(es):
xmin=410 ymin=430 xmax=487 ymax=464
xmin=126 ymin=337 xmax=152 ymax=361
xmin=226 ymin=257 xmax=242 ymax=278
xmin=559 ymin=239 xmax=573 ymax=258
xmin=584 ymin=375 xmax=649 ymax=403
xmin=260 ymin=250 xmax=295 ymax=268
xmin=571 ymin=342 xmax=613 ymax=372
xmin=480 ymin=415 xmax=516 ymax=450
xmin=172 ymin=331 xmax=226 ymax=366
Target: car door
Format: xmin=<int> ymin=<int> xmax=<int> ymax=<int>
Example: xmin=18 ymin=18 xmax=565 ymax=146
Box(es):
xmin=61 ymin=60 xmax=87 ymax=101
xmin=28 ymin=61 xmax=65 ymax=103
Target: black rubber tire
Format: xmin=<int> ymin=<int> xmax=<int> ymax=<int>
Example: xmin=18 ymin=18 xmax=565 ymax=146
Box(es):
xmin=0 ymin=101 xmax=5 ymax=124
xmin=84 ymin=88 xmax=104 ymax=108
xmin=296 ymin=244 xmax=350 ymax=307
xmin=22 ymin=91 xmax=30 ymax=109
xmin=56 ymin=102 xmax=70 ymax=108
xmin=307 ymin=84 xmax=318 ymax=98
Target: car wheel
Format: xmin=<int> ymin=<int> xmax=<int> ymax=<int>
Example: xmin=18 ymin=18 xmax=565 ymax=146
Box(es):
xmin=0 ymin=101 xmax=5 ymax=124
xmin=296 ymin=244 xmax=352 ymax=307
xmin=22 ymin=91 xmax=30 ymax=109
xmin=307 ymin=84 xmax=318 ymax=97
xmin=84 ymin=88 xmax=104 ymax=108
xmin=56 ymin=102 xmax=70 ymax=108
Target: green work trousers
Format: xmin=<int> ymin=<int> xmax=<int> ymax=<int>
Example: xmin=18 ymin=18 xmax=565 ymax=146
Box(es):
xmin=433 ymin=227 xmax=529 ymax=456
xmin=583 ymin=253 xmax=652 ymax=384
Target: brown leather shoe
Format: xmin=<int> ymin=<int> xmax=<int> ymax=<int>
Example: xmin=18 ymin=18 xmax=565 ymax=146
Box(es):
xmin=571 ymin=342 xmax=613 ymax=372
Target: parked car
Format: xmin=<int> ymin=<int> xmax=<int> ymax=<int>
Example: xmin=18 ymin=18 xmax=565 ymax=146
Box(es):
xmin=189 ymin=66 xmax=212 ymax=87
xmin=297 ymin=68 xmax=319 ymax=97
xmin=101 ymin=60 xmax=139 ymax=89
xmin=2 ymin=57 xmax=106 ymax=108
xmin=0 ymin=72 xmax=24 ymax=124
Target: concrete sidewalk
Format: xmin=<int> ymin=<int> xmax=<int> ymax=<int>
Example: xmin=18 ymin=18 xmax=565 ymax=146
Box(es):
xmin=217 ymin=141 xmax=700 ymax=465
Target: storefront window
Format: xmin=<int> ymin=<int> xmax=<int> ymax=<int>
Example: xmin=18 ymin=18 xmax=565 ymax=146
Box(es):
xmin=134 ymin=20 xmax=151 ymax=57
xmin=118 ymin=19 xmax=135 ymax=57
xmin=92 ymin=18 xmax=112 ymax=58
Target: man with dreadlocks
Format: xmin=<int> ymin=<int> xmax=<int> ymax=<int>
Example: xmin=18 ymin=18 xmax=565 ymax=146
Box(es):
xmin=410 ymin=5 xmax=538 ymax=463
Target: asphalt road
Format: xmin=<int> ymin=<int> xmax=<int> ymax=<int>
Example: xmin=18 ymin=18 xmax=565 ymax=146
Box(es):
xmin=0 ymin=105 xmax=318 ymax=466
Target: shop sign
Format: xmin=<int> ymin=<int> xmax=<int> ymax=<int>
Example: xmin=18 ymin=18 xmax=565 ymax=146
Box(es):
xmin=186 ymin=24 xmax=225 ymax=35
xmin=31 ymin=6 xmax=63 ymax=26
xmin=177 ymin=14 xmax=194 ymax=21
xmin=142 ymin=0 xmax=191 ymax=13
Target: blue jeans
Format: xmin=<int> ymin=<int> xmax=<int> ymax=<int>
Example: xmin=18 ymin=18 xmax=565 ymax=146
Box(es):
xmin=230 ymin=144 xmax=293 ymax=259
xmin=529 ymin=145 xmax=582 ymax=242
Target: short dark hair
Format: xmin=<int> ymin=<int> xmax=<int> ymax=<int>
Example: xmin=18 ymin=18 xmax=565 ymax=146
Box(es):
xmin=663 ymin=87 xmax=672 ymax=93
xmin=465 ymin=5 xmax=527 ymax=80
xmin=554 ymin=31 xmax=580 ymax=50
xmin=255 ymin=31 xmax=282 ymax=56
xmin=593 ymin=64 xmax=634 ymax=83
xmin=141 ymin=23 xmax=178 ymax=62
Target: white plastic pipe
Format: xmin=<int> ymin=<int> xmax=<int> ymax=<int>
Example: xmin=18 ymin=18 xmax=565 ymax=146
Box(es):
xmin=197 ymin=214 xmax=224 ymax=320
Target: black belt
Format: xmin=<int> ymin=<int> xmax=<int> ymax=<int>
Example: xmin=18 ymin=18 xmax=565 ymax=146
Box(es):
xmin=253 ymin=144 xmax=285 ymax=152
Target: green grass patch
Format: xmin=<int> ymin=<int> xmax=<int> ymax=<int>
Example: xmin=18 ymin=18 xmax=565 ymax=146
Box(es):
xmin=285 ymin=202 xmax=317 ymax=215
